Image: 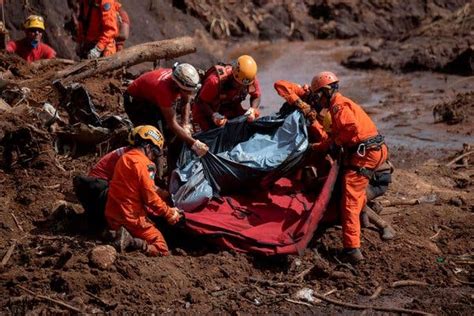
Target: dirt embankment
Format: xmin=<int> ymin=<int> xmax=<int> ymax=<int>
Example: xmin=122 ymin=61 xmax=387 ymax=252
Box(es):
xmin=1 ymin=42 xmax=474 ymax=314
xmin=344 ymin=3 xmax=473 ymax=75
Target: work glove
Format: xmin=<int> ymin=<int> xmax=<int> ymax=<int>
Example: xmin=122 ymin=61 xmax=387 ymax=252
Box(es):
xmin=311 ymin=141 xmax=341 ymax=158
xmin=165 ymin=207 xmax=183 ymax=225
xmin=245 ymin=107 xmax=260 ymax=122
xmin=191 ymin=139 xmax=209 ymax=157
xmin=212 ymin=112 xmax=227 ymax=127
xmin=183 ymin=123 xmax=193 ymax=137
xmin=87 ymin=46 xmax=102 ymax=59
xmin=329 ymin=143 xmax=342 ymax=157
xmin=294 ymin=98 xmax=311 ymax=115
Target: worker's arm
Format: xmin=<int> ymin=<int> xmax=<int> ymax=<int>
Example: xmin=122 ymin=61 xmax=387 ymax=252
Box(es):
xmin=5 ymin=40 xmax=16 ymax=53
xmin=332 ymin=104 xmax=358 ymax=146
xmin=180 ymin=94 xmax=191 ymax=126
xmin=274 ymin=80 xmax=308 ymax=105
xmin=249 ymin=78 xmax=262 ymax=109
xmin=196 ymin=76 xmax=219 ymax=118
xmin=137 ymin=161 xmax=172 ymax=218
xmin=161 ymin=106 xmax=196 ymax=146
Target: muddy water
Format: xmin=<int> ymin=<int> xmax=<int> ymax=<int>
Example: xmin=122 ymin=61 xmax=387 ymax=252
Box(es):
xmin=228 ymin=40 xmax=473 ymax=152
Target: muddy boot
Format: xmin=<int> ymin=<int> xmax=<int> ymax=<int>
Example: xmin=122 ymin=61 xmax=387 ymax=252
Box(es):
xmin=381 ymin=226 xmax=396 ymax=240
xmin=341 ymin=248 xmax=365 ymax=264
xmin=360 ymin=210 xmax=370 ymax=228
xmin=129 ymin=237 xmax=148 ymax=252
xmin=112 ymin=226 xmax=134 ymax=253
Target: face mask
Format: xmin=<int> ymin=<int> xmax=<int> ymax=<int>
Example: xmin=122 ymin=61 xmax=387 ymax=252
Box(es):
xmin=30 ymin=39 xmax=39 ymax=48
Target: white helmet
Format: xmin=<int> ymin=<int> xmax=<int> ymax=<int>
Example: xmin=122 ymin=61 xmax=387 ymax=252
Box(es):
xmin=172 ymin=62 xmax=201 ymax=91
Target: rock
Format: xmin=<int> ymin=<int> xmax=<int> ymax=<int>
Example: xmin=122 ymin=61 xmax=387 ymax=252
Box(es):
xmin=89 ymin=245 xmax=117 ymax=270
xmin=294 ymin=288 xmax=321 ymax=303
xmin=449 ymin=197 xmax=463 ymax=207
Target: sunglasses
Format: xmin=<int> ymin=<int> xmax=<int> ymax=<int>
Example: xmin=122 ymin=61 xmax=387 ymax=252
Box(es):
xmin=27 ymin=28 xmax=43 ymax=33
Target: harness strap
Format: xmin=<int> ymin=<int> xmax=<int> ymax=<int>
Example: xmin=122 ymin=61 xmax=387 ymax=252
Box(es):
xmin=347 ymin=165 xmax=376 ymax=179
xmin=349 ymin=134 xmax=385 ymax=157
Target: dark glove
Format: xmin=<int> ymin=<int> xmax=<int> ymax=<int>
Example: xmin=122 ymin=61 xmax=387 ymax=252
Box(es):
xmin=328 ymin=143 xmax=342 ymax=159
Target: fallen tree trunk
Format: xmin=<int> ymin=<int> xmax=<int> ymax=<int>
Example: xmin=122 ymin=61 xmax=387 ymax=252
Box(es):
xmin=15 ymin=36 xmax=196 ymax=88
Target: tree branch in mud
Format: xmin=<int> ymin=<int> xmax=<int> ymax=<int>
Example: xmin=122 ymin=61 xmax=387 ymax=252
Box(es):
xmin=1 ymin=241 xmax=16 ymax=267
xmin=311 ymin=291 xmax=434 ymax=316
xmin=391 ymin=280 xmax=429 ymax=288
xmin=14 ymin=37 xmax=196 ymax=88
xmin=16 ymin=285 xmax=84 ymax=313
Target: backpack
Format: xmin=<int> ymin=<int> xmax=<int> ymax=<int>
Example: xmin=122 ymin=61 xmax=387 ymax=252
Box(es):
xmin=115 ymin=3 xmax=130 ymax=42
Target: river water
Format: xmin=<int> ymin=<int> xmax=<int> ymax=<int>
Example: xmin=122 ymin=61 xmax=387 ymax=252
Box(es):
xmin=228 ymin=40 xmax=473 ymax=152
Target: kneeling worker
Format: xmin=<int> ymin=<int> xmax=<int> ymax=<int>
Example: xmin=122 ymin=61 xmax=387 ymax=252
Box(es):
xmin=105 ymin=125 xmax=182 ymax=256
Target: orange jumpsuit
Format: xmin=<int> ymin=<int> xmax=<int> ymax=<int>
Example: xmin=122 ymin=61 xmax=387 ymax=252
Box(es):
xmin=78 ymin=0 xmax=118 ymax=56
xmin=105 ymin=148 xmax=174 ymax=255
xmin=320 ymin=93 xmax=388 ymax=248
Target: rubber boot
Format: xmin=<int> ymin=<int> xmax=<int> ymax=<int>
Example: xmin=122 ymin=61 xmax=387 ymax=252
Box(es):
xmin=111 ymin=226 xmax=149 ymax=253
xmin=129 ymin=237 xmax=148 ymax=252
xmin=341 ymin=248 xmax=365 ymax=264
xmin=112 ymin=226 xmax=133 ymax=253
xmin=381 ymin=226 xmax=396 ymax=240
xmin=360 ymin=211 xmax=370 ymax=228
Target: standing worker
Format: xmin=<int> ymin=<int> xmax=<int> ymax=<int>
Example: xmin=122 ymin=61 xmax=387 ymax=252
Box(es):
xmin=105 ymin=125 xmax=183 ymax=256
xmin=6 ymin=15 xmax=56 ymax=63
xmin=192 ymin=55 xmax=262 ymax=131
xmin=277 ymin=72 xmax=388 ymax=263
xmin=124 ymin=63 xmax=209 ymax=160
xmin=75 ymin=0 xmax=118 ymax=59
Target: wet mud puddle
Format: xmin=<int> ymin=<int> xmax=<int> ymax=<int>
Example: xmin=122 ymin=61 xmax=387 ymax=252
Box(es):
xmin=229 ymin=40 xmax=473 ymax=152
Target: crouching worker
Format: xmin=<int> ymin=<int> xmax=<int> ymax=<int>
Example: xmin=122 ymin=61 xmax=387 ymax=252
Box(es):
xmin=73 ymin=127 xmax=142 ymax=229
xmin=124 ymin=63 xmax=209 ymax=163
xmin=105 ymin=125 xmax=183 ymax=256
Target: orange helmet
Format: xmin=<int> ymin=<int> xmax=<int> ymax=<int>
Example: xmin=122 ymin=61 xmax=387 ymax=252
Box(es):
xmin=232 ymin=55 xmax=257 ymax=85
xmin=310 ymin=71 xmax=339 ymax=92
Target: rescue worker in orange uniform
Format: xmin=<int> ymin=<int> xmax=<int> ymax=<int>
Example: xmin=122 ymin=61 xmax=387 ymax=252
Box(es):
xmin=124 ymin=63 xmax=209 ymax=159
xmin=6 ymin=15 xmax=56 ymax=63
xmin=275 ymin=72 xmax=388 ymax=263
xmin=105 ymin=125 xmax=183 ymax=256
xmin=76 ymin=0 xmax=118 ymax=59
xmin=192 ymin=55 xmax=262 ymax=132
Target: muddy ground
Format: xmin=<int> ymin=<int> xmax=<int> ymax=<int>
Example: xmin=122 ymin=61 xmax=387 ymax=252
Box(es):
xmin=1 ymin=0 xmax=474 ymax=314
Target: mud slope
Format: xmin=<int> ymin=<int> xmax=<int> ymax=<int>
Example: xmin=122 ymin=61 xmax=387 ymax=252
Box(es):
xmin=344 ymin=3 xmax=473 ymax=75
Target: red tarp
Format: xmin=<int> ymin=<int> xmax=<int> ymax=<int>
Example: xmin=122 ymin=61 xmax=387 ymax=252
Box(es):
xmin=183 ymin=159 xmax=339 ymax=255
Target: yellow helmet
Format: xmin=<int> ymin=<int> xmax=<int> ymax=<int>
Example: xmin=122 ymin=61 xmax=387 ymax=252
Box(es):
xmin=135 ymin=125 xmax=164 ymax=151
xmin=127 ymin=126 xmax=142 ymax=145
xmin=232 ymin=55 xmax=257 ymax=85
xmin=24 ymin=15 xmax=45 ymax=31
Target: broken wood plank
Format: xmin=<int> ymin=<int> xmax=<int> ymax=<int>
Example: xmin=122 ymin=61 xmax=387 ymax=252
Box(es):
xmin=1 ymin=241 xmax=17 ymax=266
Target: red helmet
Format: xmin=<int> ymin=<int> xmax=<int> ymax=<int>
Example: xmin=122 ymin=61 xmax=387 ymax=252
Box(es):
xmin=310 ymin=71 xmax=339 ymax=91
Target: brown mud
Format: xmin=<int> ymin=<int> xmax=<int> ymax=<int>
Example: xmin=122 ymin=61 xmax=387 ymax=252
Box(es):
xmin=1 ymin=0 xmax=473 ymax=314
xmin=344 ymin=3 xmax=473 ymax=75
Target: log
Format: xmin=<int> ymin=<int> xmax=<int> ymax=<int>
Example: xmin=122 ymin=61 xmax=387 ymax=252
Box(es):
xmin=16 ymin=37 xmax=196 ymax=88
xmin=57 ymin=36 xmax=196 ymax=84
